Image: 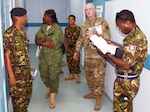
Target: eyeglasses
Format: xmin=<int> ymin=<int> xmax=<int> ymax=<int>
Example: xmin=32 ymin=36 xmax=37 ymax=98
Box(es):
xmin=85 ymin=8 xmax=94 ymax=11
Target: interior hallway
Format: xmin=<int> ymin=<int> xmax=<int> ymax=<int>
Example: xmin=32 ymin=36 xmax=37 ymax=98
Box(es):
xmin=8 ymin=44 xmax=113 ymax=112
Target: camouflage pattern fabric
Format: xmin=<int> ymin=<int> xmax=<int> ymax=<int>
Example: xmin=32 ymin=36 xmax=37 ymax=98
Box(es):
xmin=85 ymin=58 xmax=106 ymax=95
xmin=65 ymin=24 xmax=81 ymax=74
xmin=75 ymin=17 xmax=111 ymax=96
xmin=3 ymin=25 xmax=32 ymax=112
xmin=11 ymin=65 xmax=32 ymax=112
xmin=113 ymin=77 xmax=140 ymax=112
xmin=116 ymin=26 xmax=148 ymax=75
xmin=39 ymin=63 xmax=60 ymax=94
xmin=114 ymin=26 xmax=148 ymax=112
xmin=3 ymin=25 xmax=30 ymax=65
xmin=36 ymin=23 xmax=64 ymax=94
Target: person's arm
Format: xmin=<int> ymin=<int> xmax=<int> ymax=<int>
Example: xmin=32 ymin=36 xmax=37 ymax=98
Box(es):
xmin=4 ymin=52 xmax=16 ymax=86
xmin=35 ymin=36 xmax=54 ymax=48
xmin=64 ymin=37 xmax=67 ymax=52
xmin=73 ymin=31 xmax=83 ymax=61
xmin=35 ymin=24 xmax=54 ymax=48
xmin=107 ymin=41 xmax=121 ymax=47
xmin=101 ymin=18 xmax=111 ymax=41
xmin=64 ymin=27 xmax=67 ymax=45
xmin=106 ymin=53 xmax=131 ymax=70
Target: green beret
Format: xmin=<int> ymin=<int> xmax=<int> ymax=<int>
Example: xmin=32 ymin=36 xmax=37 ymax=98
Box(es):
xmin=10 ymin=7 xmax=27 ymax=16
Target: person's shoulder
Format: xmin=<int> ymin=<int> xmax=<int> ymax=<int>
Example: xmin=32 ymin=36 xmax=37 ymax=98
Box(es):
xmin=134 ymin=26 xmax=147 ymax=39
xmin=53 ymin=23 xmax=63 ymax=32
xmin=81 ymin=20 xmax=88 ymax=26
xmin=95 ymin=17 xmax=109 ymax=26
xmin=75 ymin=24 xmax=80 ymax=27
xmin=65 ymin=25 xmax=70 ymax=29
xmin=41 ymin=23 xmax=47 ymax=27
xmin=75 ymin=24 xmax=80 ymax=28
xmin=53 ymin=23 xmax=61 ymax=28
xmin=83 ymin=20 xmax=87 ymax=24
xmin=96 ymin=16 xmax=106 ymax=21
xmin=38 ymin=24 xmax=47 ymax=30
xmin=3 ymin=25 xmax=14 ymax=35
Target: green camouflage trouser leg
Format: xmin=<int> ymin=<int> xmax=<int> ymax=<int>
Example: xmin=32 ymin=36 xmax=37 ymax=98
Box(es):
xmin=85 ymin=58 xmax=106 ymax=96
xmin=113 ymin=77 xmax=140 ymax=112
xmin=67 ymin=47 xmax=80 ymax=74
xmin=10 ymin=65 xmax=32 ymax=112
xmin=39 ymin=64 xmax=61 ymax=94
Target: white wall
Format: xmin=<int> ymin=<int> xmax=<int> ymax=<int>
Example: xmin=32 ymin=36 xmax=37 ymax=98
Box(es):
xmin=105 ymin=0 xmax=150 ymax=112
xmin=69 ymin=0 xmax=85 ymax=27
xmin=105 ymin=0 xmax=150 ymax=53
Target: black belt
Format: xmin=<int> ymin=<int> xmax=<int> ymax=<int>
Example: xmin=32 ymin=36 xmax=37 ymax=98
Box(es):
xmin=117 ymin=72 xmax=138 ymax=80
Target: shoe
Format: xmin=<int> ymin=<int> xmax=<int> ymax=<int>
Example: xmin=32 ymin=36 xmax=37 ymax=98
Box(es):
xmin=94 ymin=96 xmax=101 ymax=110
xmin=49 ymin=93 xmax=56 ymax=109
xmin=83 ymin=92 xmax=96 ymax=99
xmin=75 ymin=74 xmax=80 ymax=83
xmin=65 ymin=74 xmax=75 ymax=80
xmin=45 ymin=90 xmax=50 ymax=99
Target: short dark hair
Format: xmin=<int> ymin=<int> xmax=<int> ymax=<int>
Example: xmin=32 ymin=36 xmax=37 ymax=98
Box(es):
xmin=68 ymin=15 xmax=76 ymax=20
xmin=116 ymin=9 xmax=136 ymax=23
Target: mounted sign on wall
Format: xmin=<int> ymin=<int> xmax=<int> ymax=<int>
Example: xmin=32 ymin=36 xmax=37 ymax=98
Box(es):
xmin=96 ymin=5 xmax=103 ymax=17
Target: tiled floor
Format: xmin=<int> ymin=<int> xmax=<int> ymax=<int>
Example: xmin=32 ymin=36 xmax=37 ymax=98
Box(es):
xmin=8 ymin=44 xmax=113 ymax=112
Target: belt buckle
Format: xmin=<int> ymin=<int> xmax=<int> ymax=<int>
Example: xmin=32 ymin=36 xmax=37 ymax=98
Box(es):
xmin=124 ymin=72 xmax=128 ymax=79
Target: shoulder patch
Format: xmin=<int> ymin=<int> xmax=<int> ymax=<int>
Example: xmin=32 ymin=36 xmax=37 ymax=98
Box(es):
xmin=125 ymin=45 xmax=136 ymax=56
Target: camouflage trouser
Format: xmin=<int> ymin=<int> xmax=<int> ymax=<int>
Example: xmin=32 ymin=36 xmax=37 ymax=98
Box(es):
xmin=113 ymin=77 xmax=140 ymax=112
xmin=67 ymin=47 xmax=81 ymax=74
xmin=10 ymin=64 xmax=32 ymax=112
xmin=39 ymin=63 xmax=61 ymax=94
xmin=84 ymin=57 xmax=106 ymax=96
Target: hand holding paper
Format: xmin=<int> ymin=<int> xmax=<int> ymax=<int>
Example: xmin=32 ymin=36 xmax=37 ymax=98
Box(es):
xmin=87 ymin=25 xmax=124 ymax=58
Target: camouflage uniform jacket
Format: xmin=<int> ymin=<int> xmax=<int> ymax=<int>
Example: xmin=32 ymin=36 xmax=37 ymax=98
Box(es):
xmin=65 ymin=24 xmax=80 ymax=46
xmin=116 ymin=26 xmax=148 ymax=75
xmin=3 ymin=25 xmax=30 ymax=66
xmin=75 ymin=16 xmax=111 ymax=59
xmin=36 ymin=23 xmax=64 ymax=65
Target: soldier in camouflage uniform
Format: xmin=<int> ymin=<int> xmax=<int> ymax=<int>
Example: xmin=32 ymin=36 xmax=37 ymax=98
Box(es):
xmin=64 ymin=15 xmax=81 ymax=83
xmin=35 ymin=9 xmax=64 ymax=109
xmin=105 ymin=10 xmax=148 ymax=112
xmin=3 ymin=8 xmax=32 ymax=112
xmin=73 ymin=3 xmax=111 ymax=110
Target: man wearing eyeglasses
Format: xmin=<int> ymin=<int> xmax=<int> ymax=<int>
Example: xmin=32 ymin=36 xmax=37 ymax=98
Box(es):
xmin=73 ymin=3 xmax=111 ymax=110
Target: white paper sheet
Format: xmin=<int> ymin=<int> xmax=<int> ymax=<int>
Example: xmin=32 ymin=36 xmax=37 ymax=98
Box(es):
xmin=90 ymin=35 xmax=118 ymax=55
xmin=36 ymin=46 xmax=41 ymax=57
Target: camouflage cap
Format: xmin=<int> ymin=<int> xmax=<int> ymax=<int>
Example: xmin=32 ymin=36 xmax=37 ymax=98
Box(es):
xmin=10 ymin=7 xmax=27 ymax=16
